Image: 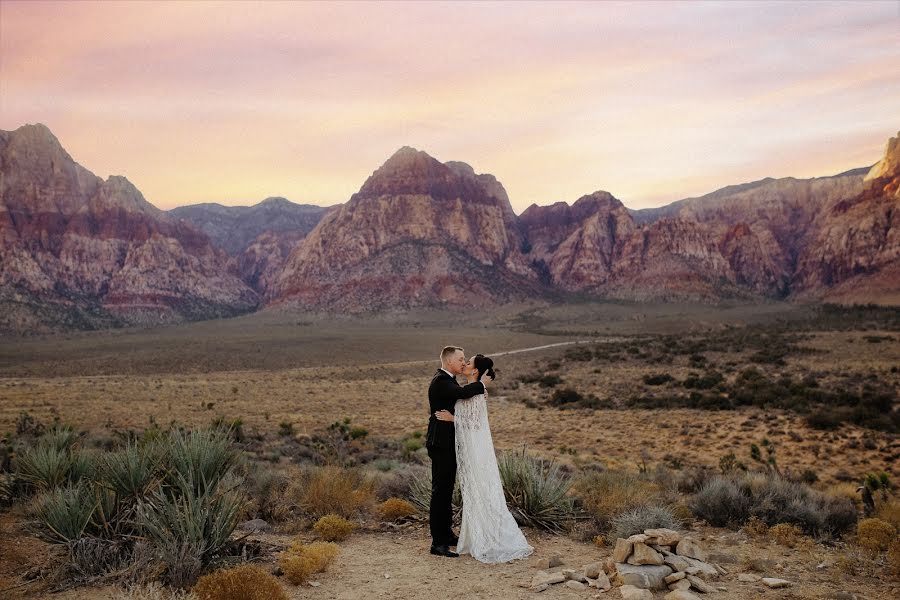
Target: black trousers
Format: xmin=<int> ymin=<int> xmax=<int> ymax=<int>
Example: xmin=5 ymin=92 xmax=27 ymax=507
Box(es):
xmin=427 ymin=444 xmax=456 ymax=546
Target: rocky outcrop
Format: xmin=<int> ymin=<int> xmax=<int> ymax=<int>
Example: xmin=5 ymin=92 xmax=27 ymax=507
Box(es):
xmin=270 ymin=146 xmax=543 ymax=310
xmin=0 ymin=123 xmax=258 ymax=332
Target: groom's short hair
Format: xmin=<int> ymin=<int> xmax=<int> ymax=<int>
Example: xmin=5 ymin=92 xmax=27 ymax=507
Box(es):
xmin=440 ymin=346 xmax=464 ymax=363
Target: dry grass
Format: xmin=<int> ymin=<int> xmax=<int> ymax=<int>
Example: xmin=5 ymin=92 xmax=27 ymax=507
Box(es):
xmin=571 ymin=470 xmax=660 ymax=531
xmin=769 ymin=523 xmax=812 ymax=549
xmin=192 ymin=564 xmax=288 ymax=600
xmin=376 ymin=497 xmax=417 ymax=521
xmin=278 ymin=541 xmax=340 ymax=585
xmin=313 ymin=514 xmax=356 ymax=541
xmin=875 ymin=497 xmax=900 ymax=529
xmin=291 ymin=466 xmax=376 ymax=519
xmin=113 ymin=582 xmax=199 ymax=600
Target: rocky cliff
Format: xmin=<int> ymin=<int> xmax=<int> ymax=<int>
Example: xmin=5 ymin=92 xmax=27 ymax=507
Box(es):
xmin=0 ymin=124 xmax=258 ymax=332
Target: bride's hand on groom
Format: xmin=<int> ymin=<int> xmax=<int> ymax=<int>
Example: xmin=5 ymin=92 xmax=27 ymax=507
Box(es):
xmin=434 ymin=410 xmax=454 ymax=422
xmin=481 ymin=374 xmax=493 ymax=386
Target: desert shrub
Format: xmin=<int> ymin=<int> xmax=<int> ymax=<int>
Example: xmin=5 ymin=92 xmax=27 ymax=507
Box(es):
xmin=643 ymin=373 xmax=674 ymax=386
xmin=278 ymin=540 xmax=339 ymax=584
xmin=875 ymin=498 xmax=900 ymax=529
xmin=690 ymin=473 xmax=857 ymax=536
xmin=856 ymin=518 xmax=897 ymax=553
xmin=313 ymin=514 xmax=356 ymax=541
xmin=743 ymin=515 xmax=769 ymax=536
xmin=408 ymin=469 xmax=461 ymax=517
xmin=549 ymin=388 xmax=583 ymax=406
xmin=571 ymin=470 xmax=659 ymax=533
xmin=610 ymin=505 xmax=680 ymax=540
xmin=113 ymin=581 xmax=199 ymax=599
xmin=374 ymin=463 xmax=426 ymax=501
xmin=674 ymin=466 xmax=716 ymax=494
xmin=165 ymin=428 xmax=238 ymax=496
xmin=889 ymin=539 xmax=900 ymax=580
xmin=769 ymin=523 xmax=811 ymax=548
xmin=192 ymin=563 xmax=288 ymax=600
xmin=682 ymin=370 xmax=724 ymax=390
xmin=292 ymin=465 xmax=375 ymax=519
xmin=100 ymin=442 xmax=158 ymax=499
xmin=690 ymin=477 xmax=750 ymax=528
xmin=565 ymin=347 xmax=594 ymax=362
xmin=15 ymin=444 xmax=76 ymax=490
xmin=538 ymin=374 xmax=562 ymax=388
xmin=377 ymin=497 xmax=417 ymax=521
xmin=243 ymin=468 xmax=291 ymax=523
xmin=497 ymin=448 xmax=576 ymax=532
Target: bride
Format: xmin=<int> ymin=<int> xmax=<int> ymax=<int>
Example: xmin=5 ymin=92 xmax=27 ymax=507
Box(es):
xmin=434 ymin=354 xmax=534 ymax=563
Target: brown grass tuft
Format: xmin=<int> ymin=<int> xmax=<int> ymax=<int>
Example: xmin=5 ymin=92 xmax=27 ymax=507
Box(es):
xmin=291 ymin=466 xmax=375 ymax=519
xmin=313 ymin=514 xmax=356 ymax=541
xmin=279 ymin=540 xmax=340 ymax=585
xmin=192 ymin=564 xmax=288 ymax=600
xmin=376 ymin=497 xmax=417 ymax=521
xmin=769 ymin=523 xmax=812 ymax=549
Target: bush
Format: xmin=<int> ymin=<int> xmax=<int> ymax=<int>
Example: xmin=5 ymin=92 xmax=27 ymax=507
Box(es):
xmin=769 ymin=523 xmax=810 ymax=548
xmin=279 ymin=541 xmax=339 ymax=584
xmin=572 ymin=470 xmax=660 ymax=532
xmin=377 ymin=497 xmax=417 ymax=521
xmin=408 ymin=469 xmax=461 ymax=517
xmin=313 ymin=514 xmax=356 ymax=541
xmin=549 ymin=388 xmax=584 ymax=406
xmin=643 ymin=373 xmax=674 ymax=386
xmin=690 ymin=477 xmax=750 ymax=528
xmin=243 ymin=468 xmax=291 ymax=523
xmin=690 ymin=473 xmax=857 ymax=536
xmin=497 ymin=448 xmax=577 ymax=532
xmin=610 ymin=505 xmax=681 ymax=540
xmin=193 ymin=564 xmax=288 ymax=600
xmin=856 ymin=518 xmax=897 ymax=553
xmin=31 ymin=481 xmax=96 ymax=544
xmin=292 ymin=466 xmax=375 ymax=519
xmin=889 ymin=539 xmax=900 ymax=580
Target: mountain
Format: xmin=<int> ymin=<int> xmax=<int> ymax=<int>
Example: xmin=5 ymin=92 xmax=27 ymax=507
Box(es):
xmin=269 ymin=146 xmax=544 ymax=310
xmin=168 ymin=198 xmax=329 ymax=256
xmin=0 ymin=124 xmax=258 ymax=332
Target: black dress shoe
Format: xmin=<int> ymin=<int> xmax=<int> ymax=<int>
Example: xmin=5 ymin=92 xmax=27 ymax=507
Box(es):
xmin=430 ymin=544 xmax=459 ymax=557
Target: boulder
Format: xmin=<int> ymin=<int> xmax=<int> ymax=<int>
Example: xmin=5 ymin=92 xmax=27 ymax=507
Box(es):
xmin=762 ymin=578 xmax=792 ymax=589
xmin=664 ymin=591 xmax=703 ymax=600
xmin=675 ymin=537 xmax=707 ymax=562
xmin=619 ymin=585 xmax=655 ymax=600
xmin=613 ymin=538 xmax=634 ymax=562
xmin=627 ymin=542 xmax=665 ymax=566
xmin=686 ymin=574 xmax=715 ymax=593
xmin=645 ymin=528 xmax=682 ymax=546
xmin=583 ymin=562 xmax=602 ymax=579
xmin=615 ymin=563 xmax=673 ymax=590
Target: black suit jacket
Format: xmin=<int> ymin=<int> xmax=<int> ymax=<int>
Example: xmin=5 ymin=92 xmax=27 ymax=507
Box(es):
xmin=425 ymin=369 xmax=486 ymax=450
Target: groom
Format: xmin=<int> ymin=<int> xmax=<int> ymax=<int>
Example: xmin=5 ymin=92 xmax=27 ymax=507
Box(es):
xmin=425 ymin=346 xmax=492 ymax=557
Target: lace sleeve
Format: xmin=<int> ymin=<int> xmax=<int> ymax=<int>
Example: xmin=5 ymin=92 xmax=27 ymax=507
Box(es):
xmin=454 ymin=394 xmax=486 ymax=431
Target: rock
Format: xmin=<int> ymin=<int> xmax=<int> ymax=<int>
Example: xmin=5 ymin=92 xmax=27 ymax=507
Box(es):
xmin=564 ymin=580 xmax=586 ymax=590
xmin=619 ymin=585 xmax=655 ymax=600
xmin=685 ymin=567 xmax=700 ymax=576
xmin=675 ymin=537 xmax=707 ymax=562
xmin=613 ymin=539 xmax=634 ymax=562
xmin=664 ymin=572 xmax=686 ymax=583
xmin=668 ymin=579 xmax=692 ymax=591
xmin=530 ymin=583 xmax=549 ymax=593
xmin=662 ymin=552 xmax=691 ymax=572
xmin=615 ymin=563 xmax=673 ymax=590
xmin=383 ymin=572 xmax=391 ymax=579
xmin=627 ymin=533 xmax=650 ymax=543
xmin=589 ymin=571 xmax=612 ymax=591
xmin=627 ymin=543 xmax=664 ymax=566
xmin=686 ymin=574 xmax=715 ymax=593
xmin=271 ymin=565 xmax=283 ymax=577
xmin=706 ymin=551 xmax=738 ymax=564
xmin=737 ymin=573 xmax=761 ymax=582
xmin=563 ymin=568 xmax=587 ymax=583
xmin=548 ymin=554 xmax=564 ymax=568
xmin=603 ymin=557 xmax=617 ymax=575
xmin=660 ymin=550 xmax=717 ymax=579
xmin=664 ymin=591 xmax=702 ymax=600
xmin=762 ymin=577 xmax=792 ymax=589
xmin=308 ymin=581 xmax=321 ymax=587
xmin=644 ymin=528 xmax=681 ymax=546
xmin=237 ymin=518 xmax=270 ymax=532
xmin=583 ymin=562 xmax=603 ymax=579
xmin=531 ymin=571 xmax=566 ymax=587
xmin=533 ymin=558 xmax=552 ymax=569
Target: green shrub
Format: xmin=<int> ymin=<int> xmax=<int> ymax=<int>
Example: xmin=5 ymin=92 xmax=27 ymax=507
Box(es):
xmin=497 ymin=448 xmax=576 ymax=533
xmin=643 ymin=373 xmax=674 ymax=386
xmin=31 ymin=481 xmax=96 ymax=544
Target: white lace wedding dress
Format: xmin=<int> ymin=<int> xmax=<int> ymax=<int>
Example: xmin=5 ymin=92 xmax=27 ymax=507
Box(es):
xmin=454 ymin=391 xmax=534 ymax=563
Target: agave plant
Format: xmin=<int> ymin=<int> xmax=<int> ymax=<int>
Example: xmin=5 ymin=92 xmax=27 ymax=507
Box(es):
xmin=497 ymin=447 xmax=577 ymax=533
xmin=407 ymin=469 xmax=461 ymax=517
xmin=164 ymin=428 xmax=237 ymax=497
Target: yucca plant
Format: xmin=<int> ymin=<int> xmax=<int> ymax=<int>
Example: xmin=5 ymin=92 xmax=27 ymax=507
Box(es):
xmin=164 ymin=428 xmax=237 ymax=497
xmin=99 ymin=442 xmax=158 ymax=499
xmin=15 ymin=444 xmax=74 ymax=490
xmin=408 ymin=469 xmax=461 ymax=518
xmin=32 ymin=481 xmax=97 ymax=544
xmin=497 ymin=447 xmax=577 ymax=533
xmin=42 ymin=424 xmax=80 ymax=452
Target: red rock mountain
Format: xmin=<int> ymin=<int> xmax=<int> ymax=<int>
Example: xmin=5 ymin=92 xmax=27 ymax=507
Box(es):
xmin=2 ymin=125 xmax=897 ymax=331
xmin=0 ymin=124 xmax=257 ymax=331
xmin=270 ymin=147 xmax=543 ymax=310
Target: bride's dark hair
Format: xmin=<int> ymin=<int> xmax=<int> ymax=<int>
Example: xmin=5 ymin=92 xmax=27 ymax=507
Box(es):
xmin=473 ymin=354 xmax=495 ymax=381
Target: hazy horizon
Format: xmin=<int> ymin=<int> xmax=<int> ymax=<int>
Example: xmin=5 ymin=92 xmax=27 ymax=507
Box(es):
xmin=2 ymin=0 xmax=898 ymax=212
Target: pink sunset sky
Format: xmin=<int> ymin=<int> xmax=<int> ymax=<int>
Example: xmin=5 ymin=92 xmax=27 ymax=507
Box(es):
xmin=1 ymin=0 xmax=898 ymax=212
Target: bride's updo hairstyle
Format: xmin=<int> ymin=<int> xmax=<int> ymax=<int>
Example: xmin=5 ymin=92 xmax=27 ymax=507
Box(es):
xmin=473 ymin=354 xmax=495 ymax=381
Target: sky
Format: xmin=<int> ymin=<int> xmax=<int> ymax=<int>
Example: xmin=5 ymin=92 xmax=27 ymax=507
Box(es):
xmin=1 ymin=1 xmax=898 ymax=213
